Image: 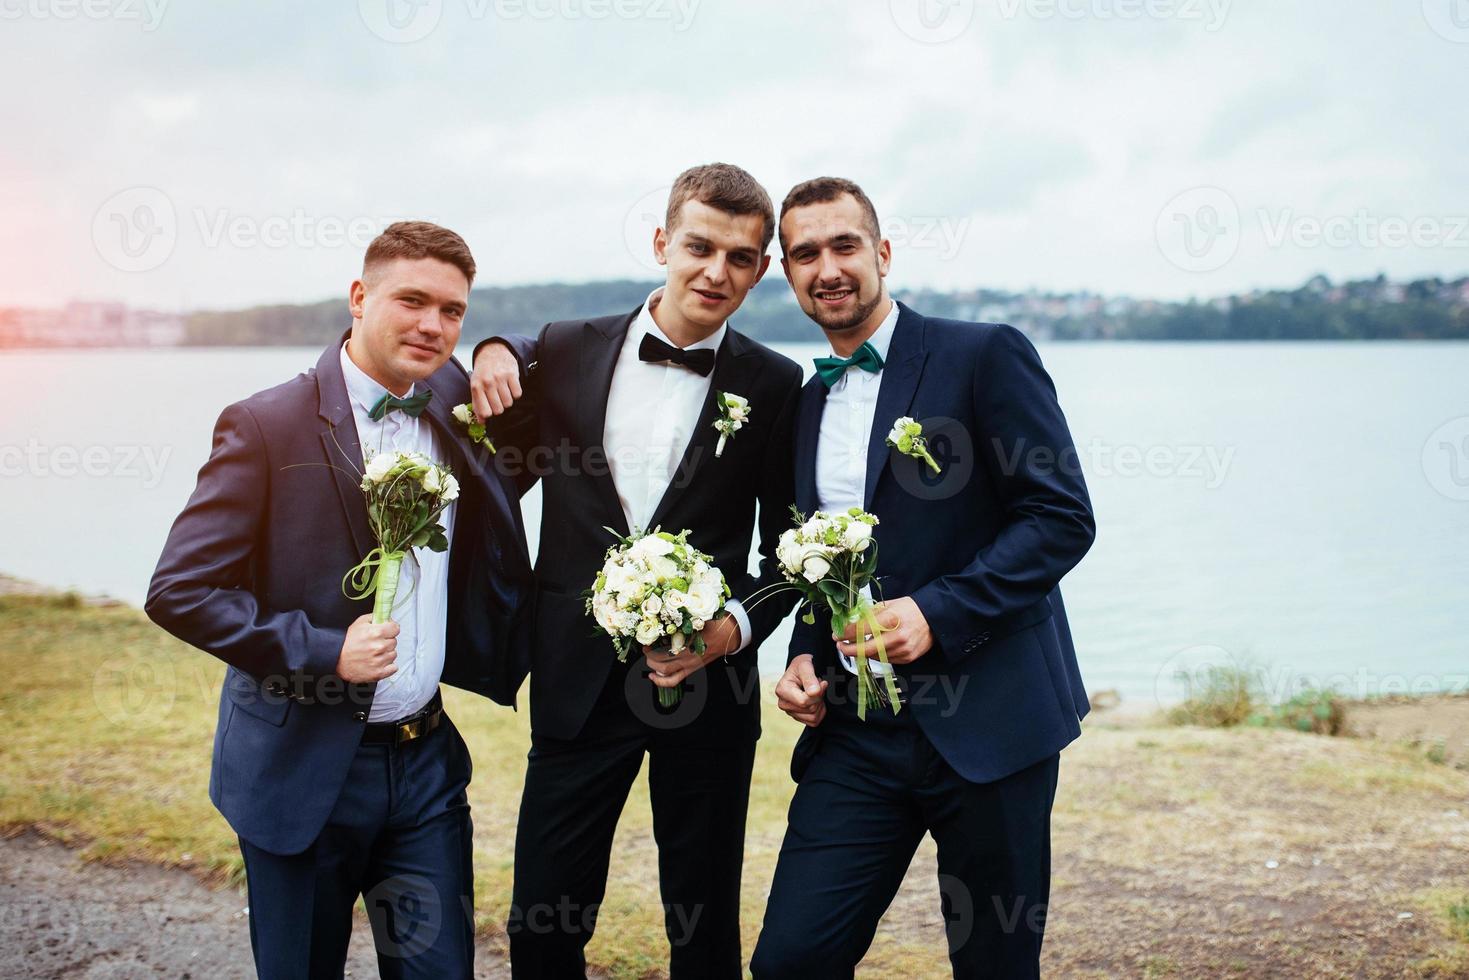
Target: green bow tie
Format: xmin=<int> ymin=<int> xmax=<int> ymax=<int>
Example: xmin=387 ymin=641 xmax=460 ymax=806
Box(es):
xmin=368 ymin=389 xmax=433 ymax=421
xmin=814 ymin=341 xmax=885 ymax=388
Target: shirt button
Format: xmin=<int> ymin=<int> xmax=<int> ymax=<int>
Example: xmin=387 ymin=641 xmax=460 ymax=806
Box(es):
xmin=352 ymin=711 xmax=367 ymax=722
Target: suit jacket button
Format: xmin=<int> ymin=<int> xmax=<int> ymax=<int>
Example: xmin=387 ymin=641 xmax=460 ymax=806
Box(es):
xmin=352 ymin=711 xmax=367 ymax=722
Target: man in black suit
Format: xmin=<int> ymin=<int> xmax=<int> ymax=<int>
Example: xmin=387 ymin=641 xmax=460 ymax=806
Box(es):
xmin=470 ymin=163 xmax=803 ymax=978
xmin=147 ymin=222 xmax=533 ymax=978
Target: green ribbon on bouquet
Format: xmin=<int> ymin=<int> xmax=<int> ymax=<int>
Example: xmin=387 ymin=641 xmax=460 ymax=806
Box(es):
xmin=841 ymin=603 xmax=903 ymax=720
xmin=342 ymin=546 xmax=409 ymax=625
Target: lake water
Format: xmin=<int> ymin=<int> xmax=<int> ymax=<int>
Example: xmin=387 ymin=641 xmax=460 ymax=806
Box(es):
xmin=3 ymin=341 xmax=1466 ymax=709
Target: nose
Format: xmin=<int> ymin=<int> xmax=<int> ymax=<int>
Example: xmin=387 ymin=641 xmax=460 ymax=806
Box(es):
xmin=418 ymin=308 xmax=444 ymax=336
xmin=817 ymin=251 xmax=843 ymax=285
xmin=704 ymin=252 xmax=728 ymax=286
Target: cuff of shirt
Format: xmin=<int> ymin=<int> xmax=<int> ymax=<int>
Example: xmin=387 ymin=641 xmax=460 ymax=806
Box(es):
xmin=723 ymin=598 xmax=753 ymax=655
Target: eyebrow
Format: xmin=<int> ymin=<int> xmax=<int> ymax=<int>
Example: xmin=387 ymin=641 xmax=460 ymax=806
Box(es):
xmin=395 ymin=286 xmax=465 ymax=312
xmin=789 ymin=231 xmax=864 ymax=253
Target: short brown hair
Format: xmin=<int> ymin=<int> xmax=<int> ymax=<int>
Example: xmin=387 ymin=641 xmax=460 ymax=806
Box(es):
xmin=779 ymin=177 xmax=882 ymax=253
xmin=666 ymin=163 xmax=776 ymax=254
xmin=363 ymin=220 xmax=476 ymax=286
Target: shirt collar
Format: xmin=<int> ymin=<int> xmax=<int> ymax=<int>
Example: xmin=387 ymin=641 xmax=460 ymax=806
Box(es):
xmin=339 ymin=341 xmax=415 ymax=417
xmin=634 ymin=287 xmax=727 ymax=354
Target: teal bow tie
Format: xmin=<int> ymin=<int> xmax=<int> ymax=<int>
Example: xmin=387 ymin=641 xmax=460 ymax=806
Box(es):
xmin=368 ymin=389 xmax=433 ymax=421
xmin=814 ymin=341 xmax=885 ymax=388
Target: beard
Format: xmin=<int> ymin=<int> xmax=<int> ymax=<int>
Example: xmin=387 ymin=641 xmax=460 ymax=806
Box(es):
xmin=810 ymin=285 xmax=885 ymax=334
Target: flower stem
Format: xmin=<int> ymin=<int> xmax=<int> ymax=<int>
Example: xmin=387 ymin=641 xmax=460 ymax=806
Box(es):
xmin=372 ymin=552 xmax=404 ymax=625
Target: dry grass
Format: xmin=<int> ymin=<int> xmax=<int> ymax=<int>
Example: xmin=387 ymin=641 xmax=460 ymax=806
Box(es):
xmin=3 ymin=593 xmax=1469 ymax=978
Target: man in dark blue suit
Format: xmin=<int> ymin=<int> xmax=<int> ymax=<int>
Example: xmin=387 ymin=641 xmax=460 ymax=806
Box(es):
xmin=146 ymin=221 xmax=532 ymax=979
xmin=750 ymin=179 xmax=1096 ymax=979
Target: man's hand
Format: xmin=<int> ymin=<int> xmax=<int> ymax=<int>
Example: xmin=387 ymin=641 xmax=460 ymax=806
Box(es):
xmin=645 ymin=614 xmax=741 ymax=691
xmin=775 ymin=654 xmax=828 ymax=727
xmin=470 ymin=340 xmax=523 ymax=418
xmin=336 ymin=614 xmax=399 ymax=683
xmin=835 ymin=596 xmax=933 ymax=665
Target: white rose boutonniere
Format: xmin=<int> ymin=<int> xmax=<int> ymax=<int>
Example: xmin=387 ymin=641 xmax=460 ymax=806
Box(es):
xmin=885 ymin=416 xmax=941 ymax=474
xmin=712 ymin=392 xmax=750 ymax=458
xmin=451 ymin=403 xmax=495 ymax=454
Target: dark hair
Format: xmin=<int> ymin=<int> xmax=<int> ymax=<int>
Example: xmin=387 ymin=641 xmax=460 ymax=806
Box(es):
xmin=363 ymin=221 xmax=476 ymax=286
xmin=666 ymin=163 xmax=776 ymax=254
xmin=778 ymin=177 xmax=882 ymax=253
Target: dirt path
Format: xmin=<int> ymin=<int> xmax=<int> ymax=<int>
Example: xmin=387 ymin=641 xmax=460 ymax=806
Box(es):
xmin=0 ymin=833 xmax=510 ymax=979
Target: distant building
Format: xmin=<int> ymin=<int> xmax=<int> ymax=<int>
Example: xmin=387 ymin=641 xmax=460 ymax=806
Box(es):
xmin=0 ymin=302 xmax=184 ymax=348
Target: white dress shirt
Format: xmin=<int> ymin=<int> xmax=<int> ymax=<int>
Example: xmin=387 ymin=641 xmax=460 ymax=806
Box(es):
xmin=602 ymin=289 xmax=752 ymax=652
xmin=813 ymin=300 xmax=900 ymax=675
xmin=340 ymin=343 xmax=455 ymax=722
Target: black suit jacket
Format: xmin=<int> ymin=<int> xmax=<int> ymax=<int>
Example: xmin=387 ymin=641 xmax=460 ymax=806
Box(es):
xmin=490 ymin=307 xmax=803 ymax=741
xmin=145 ymin=333 xmax=534 ymax=854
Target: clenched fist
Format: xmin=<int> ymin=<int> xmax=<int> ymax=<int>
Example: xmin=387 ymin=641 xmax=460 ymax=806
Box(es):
xmin=336 ymin=614 xmax=399 ymax=683
xmin=470 ymin=340 xmax=523 ymax=419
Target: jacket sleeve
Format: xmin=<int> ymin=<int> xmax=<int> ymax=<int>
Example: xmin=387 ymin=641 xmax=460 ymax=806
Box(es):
xmin=909 ymin=325 xmax=1096 ymax=665
xmin=474 ymin=328 xmax=548 ymax=497
xmin=145 ymin=402 xmax=346 ymax=684
xmin=727 ymin=365 xmax=804 ymax=652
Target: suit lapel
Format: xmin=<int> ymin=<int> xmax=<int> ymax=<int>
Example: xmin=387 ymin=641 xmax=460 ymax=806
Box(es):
xmin=864 ymin=304 xmax=929 ymax=508
xmin=647 ymin=328 xmax=758 ymax=529
xmin=793 ymin=377 xmax=827 ymax=515
xmin=579 ymin=310 xmax=637 ymax=537
xmin=315 ymin=333 xmax=373 ymax=559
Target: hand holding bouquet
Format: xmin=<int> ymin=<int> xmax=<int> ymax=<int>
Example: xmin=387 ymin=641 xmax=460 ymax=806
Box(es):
xmin=774 ymin=507 xmax=901 ymax=719
xmin=342 ymin=449 xmax=458 ymax=624
xmin=586 ymin=529 xmax=731 ymax=706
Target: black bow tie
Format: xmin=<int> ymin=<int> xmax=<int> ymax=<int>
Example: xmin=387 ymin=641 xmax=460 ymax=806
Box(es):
xmin=638 ymin=333 xmax=716 ymax=377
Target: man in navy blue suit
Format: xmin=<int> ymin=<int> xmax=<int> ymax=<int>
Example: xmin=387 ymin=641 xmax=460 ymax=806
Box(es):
xmin=750 ymin=179 xmax=1096 ymax=979
xmin=147 ymin=221 xmax=533 ymax=979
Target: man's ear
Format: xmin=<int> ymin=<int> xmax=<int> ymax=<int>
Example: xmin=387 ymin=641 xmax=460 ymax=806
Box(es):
xmin=652 ymin=226 xmax=670 ymax=267
xmin=753 ymin=253 xmax=773 ymax=285
xmin=348 ymin=279 xmax=366 ymax=320
xmin=876 ymin=238 xmax=893 ymax=278
xmin=781 ymin=256 xmax=793 ymax=285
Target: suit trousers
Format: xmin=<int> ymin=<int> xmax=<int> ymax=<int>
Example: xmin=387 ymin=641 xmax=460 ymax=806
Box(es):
xmin=238 ymin=713 xmax=477 ymax=980
xmin=508 ymin=658 xmax=758 ymax=979
xmin=751 ymin=672 xmax=1060 ymax=979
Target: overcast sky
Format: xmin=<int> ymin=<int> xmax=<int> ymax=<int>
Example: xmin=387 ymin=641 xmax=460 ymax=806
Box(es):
xmin=2 ymin=0 xmax=1465 ymax=310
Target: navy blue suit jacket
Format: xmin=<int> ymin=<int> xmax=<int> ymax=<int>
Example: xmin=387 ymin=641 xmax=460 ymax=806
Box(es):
xmin=790 ymin=303 xmax=1095 ymax=784
xmin=146 ymin=335 xmax=533 ymax=855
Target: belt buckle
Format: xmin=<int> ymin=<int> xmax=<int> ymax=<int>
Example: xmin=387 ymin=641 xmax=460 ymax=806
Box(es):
xmin=396 ymin=716 xmax=425 ymax=744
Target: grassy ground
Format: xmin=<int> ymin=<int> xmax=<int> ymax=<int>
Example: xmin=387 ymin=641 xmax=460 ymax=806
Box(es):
xmin=3 ymin=592 xmax=1468 ymax=978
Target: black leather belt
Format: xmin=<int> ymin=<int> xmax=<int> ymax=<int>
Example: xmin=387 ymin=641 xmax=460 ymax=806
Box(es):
xmin=361 ymin=691 xmax=444 ymax=746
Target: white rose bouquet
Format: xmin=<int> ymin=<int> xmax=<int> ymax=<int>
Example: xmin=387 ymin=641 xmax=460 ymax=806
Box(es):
xmin=769 ymin=507 xmax=901 ymax=719
xmin=585 ymin=528 xmax=731 ymax=706
xmin=341 ymin=449 xmax=458 ymax=624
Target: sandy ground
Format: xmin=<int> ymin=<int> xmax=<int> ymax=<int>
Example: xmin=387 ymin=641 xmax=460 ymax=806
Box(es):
xmin=0 ymin=832 xmax=511 ymax=979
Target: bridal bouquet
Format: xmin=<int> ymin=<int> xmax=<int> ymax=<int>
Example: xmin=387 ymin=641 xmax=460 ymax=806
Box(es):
xmin=341 ymin=449 xmax=458 ymax=624
xmin=586 ymin=528 xmax=730 ymax=706
xmin=774 ymin=508 xmax=901 ymax=719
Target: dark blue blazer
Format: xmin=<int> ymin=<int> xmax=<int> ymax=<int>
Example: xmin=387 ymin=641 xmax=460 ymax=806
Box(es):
xmin=790 ymin=303 xmax=1096 ymax=784
xmin=145 ymin=335 xmax=533 ymax=855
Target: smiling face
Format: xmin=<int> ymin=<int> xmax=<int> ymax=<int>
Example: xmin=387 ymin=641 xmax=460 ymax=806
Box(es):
xmin=651 ymin=198 xmax=771 ymax=343
xmin=347 ymin=256 xmax=468 ymax=395
xmin=780 ymin=193 xmax=892 ymax=339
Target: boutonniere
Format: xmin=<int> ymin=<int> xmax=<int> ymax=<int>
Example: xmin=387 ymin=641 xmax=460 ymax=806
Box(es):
xmin=885 ymin=417 xmax=940 ymax=473
xmin=713 ymin=392 xmax=750 ymax=458
xmin=451 ymin=404 xmax=495 ymax=454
